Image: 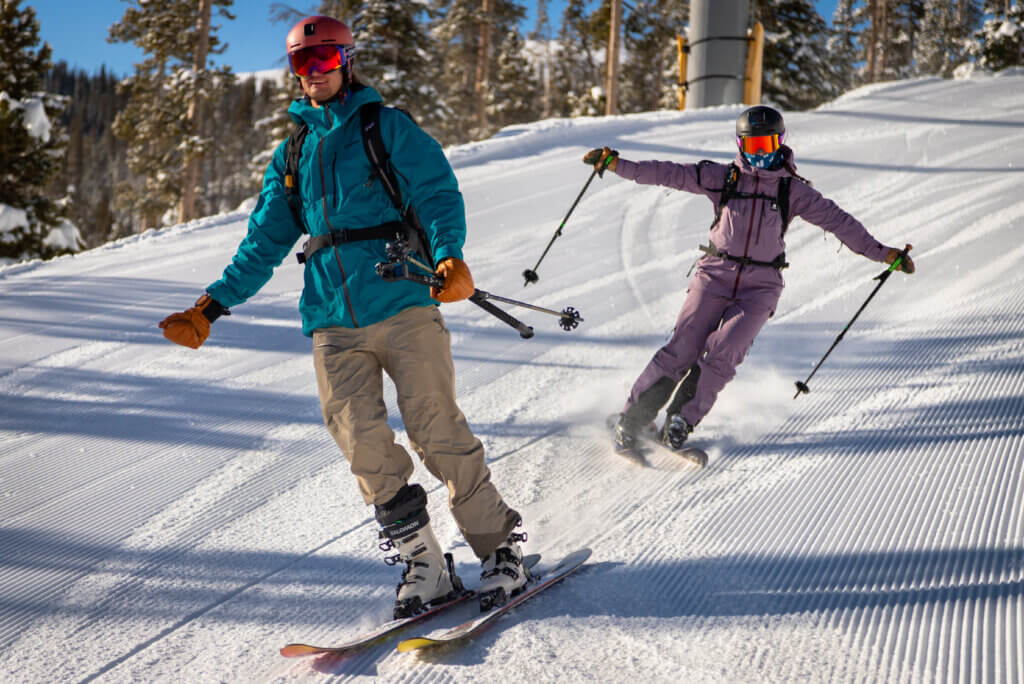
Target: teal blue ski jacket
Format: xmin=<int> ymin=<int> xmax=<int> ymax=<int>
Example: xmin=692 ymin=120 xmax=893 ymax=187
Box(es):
xmin=206 ymin=85 xmax=467 ymax=336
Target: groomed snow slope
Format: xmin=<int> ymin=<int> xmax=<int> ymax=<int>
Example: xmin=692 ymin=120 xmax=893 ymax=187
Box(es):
xmin=1 ymin=73 xmax=1022 ymax=683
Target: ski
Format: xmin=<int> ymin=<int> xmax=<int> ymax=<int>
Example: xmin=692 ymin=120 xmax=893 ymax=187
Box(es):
xmin=280 ymin=592 xmax=474 ymax=658
xmin=606 ymin=414 xmax=708 ymax=468
xmin=280 ymin=553 xmax=541 ymax=658
xmin=396 ymin=548 xmax=591 ymax=653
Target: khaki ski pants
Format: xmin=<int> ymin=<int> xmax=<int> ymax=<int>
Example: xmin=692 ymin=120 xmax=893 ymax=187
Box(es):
xmin=313 ymin=305 xmax=519 ymax=558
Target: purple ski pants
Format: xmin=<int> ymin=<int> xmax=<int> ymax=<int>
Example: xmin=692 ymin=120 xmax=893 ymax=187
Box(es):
xmin=624 ymin=260 xmax=782 ymax=428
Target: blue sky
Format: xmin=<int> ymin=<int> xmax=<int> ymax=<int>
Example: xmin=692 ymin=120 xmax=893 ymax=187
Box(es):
xmin=31 ymin=1 xmax=840 ymax=77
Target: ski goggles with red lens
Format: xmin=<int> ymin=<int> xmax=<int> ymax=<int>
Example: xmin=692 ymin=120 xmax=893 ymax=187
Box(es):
xmin=738 ymin=133 xmax=782 ymax=155
xmin=289 ymin=45 xmax=347 ymax=77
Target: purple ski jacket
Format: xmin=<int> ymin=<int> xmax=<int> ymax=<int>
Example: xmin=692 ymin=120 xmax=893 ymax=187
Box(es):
xmin=613 ymin=146 xmax=891 ymax=270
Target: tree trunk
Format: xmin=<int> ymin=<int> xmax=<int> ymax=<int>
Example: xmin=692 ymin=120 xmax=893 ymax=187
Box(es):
xmin=180 ymin=0 xmax=212 ymax=224
xmin=605 ymin=0 xmax=622 ymax=115
xmin=475 ymin=0 xmax=492 ymax=135
xmin=866 ymin=0 xmax=878 ymax=82
xmin=878 ymin=0 xmax=888 ymax=80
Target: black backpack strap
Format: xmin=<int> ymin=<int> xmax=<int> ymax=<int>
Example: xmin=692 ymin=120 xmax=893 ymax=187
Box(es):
xmin=284 ymin=123 xmax=310 ymax=234
xmin=707 ymin=162 xmax=739 ymax=229
xmin=777 ymin=176 xmax=792 ymax=235
xmin=360 ymin=102 xmax=404 ymax=212
xmin=359 ymin=102 xmax=434 ymax=268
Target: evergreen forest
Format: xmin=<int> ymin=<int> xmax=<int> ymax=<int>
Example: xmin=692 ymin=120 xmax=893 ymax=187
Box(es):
xmin=2 ymin=0 xmax=1022 ymax=262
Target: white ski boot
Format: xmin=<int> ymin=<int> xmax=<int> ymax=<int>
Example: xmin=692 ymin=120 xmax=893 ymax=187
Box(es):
xmin=478 ymin=531 xmax=530 ymax=611
xmin=381 ymin=522 xmax=460 ymax=619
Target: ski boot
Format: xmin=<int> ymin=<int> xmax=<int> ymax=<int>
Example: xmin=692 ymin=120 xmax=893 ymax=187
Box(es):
xmin=381 ymin=522 xmax=463 ymax=619
xmin=478 ymin=529 xmax=530 ymax=611
xmin=376 ymin=484 xmax=462 ymax=619
xmin=609 ymin=412 xmax=650 ymax=464
xmin=613 ymin=417 xmax=638 ymax=453
xmin=661 ymin=414 xmax=694 ymax=452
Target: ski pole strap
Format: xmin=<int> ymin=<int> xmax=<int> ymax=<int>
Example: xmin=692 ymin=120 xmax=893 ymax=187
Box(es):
xmin=698 ymin=242 xmax=788 ymax=270
xmin=297 ymin=222 xmax=407 ymax=264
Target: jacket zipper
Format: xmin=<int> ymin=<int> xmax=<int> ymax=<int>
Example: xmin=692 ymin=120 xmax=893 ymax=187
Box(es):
xmin=317 ymin=107 xmax=359 ymax=327
xmin=732 ymin=174 xmax=760 ymax=298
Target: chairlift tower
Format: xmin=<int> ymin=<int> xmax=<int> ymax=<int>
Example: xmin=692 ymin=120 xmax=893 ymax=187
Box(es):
xmin=686 ymin=0 xmax=750 ymax=108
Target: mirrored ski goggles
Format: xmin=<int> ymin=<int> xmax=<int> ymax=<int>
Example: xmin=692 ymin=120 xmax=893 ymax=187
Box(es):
xmin=289 ymin=45 xmax=347 ymax=77
xmin=738 ymin=133 xmax=782 ymax=155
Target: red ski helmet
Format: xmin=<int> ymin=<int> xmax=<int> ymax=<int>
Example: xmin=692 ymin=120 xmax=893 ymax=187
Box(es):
xmin=286 ymin=16 xmax=353 ymax=56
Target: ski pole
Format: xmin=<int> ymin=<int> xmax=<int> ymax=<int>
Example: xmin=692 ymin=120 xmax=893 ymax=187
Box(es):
xmin=376 ymin=239 xmax=582 ymax=338
xmin=522 ymin=151 xmax=617 ymax=286
xmin=794 ymin=244 xmax=912 ymax=399
xmin=376 ymin=261 xmax=536 ymax=338
xmin=470 ymin=289 xmax=583 ymax=331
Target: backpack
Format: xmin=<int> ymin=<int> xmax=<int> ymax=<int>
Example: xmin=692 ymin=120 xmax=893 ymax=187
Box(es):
xmin=698 ymin=160 xmax=793 ymax=235
xmin=284 ymin=99 xmax=434 ymax=267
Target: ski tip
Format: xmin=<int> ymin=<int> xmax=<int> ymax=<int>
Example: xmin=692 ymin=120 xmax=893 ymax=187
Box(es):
xmin=396 ymin=637 xmax=440 ymax=653
xmin=280 ymin=643 xmax=322 ymax=658
xmin=560 ymin=547 xmax=593 ymax=567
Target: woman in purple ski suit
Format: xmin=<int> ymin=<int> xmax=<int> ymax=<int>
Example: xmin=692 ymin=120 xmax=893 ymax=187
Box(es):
xmin=587 ymin=106 xmax=915 ymax=455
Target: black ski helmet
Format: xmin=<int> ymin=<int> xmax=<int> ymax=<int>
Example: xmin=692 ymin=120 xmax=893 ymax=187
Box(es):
xmin=736 ymin=105 xmax=785 ymax=139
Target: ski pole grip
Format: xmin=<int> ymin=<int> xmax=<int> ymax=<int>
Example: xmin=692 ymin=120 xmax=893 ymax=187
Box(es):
xmin=898 ymin=242 xmax=912 ymax=258
xmin=892 ymin=243 xmax=912 ymax=271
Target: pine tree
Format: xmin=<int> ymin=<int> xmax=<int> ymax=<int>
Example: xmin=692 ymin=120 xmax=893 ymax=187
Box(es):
xmin=108 ymin=0 xmax=236 ymax=230
xmin=883 ymin=0 xmax=926 ymax=79
xmin=432 ymin=0 xmax=480 ymax=143
xmin=552 ymin=0 xmax=604 ymax=117
xmin=45 ymin=63 xmax=132 ymax=245
xmin=916 ymin=0 xmax=983 ymax=77
xmin=350 ymin=0 xmax=447 ymax=136
xmin=479 ymin=1 xmax=529 ymax=135
xmin=0 ymin=0 xmax=78 ymax=262
xmin=969 ymin=0 xmax=1024 ymax=70
xmin=527 ymin=0 xmax=555 ymax=118
xmin=248 ymin=70 xmax=296 ymax=191
xmin=488 ymin=28 xmax=541 ymax=128
xmin=621 ymin=0 xmax=688 ymax=114
xmin=754 ymin=0 xmax=839 ymax=110
xmin=828 ymin=0 xmax=864 ymax=90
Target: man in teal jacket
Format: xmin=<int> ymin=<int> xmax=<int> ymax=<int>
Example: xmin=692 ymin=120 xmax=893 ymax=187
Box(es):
xmin=159 ymin=15 xmax=529 ymax=619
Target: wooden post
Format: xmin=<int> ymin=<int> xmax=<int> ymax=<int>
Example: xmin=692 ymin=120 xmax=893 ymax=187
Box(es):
xmin=677 ymin=34 xmax=687 ymax=111
xmin=743 ymin=21 xmax=763 ymax=105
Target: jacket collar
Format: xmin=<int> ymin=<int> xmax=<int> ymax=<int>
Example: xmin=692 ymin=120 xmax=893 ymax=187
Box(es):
xmin=734 ymin=144 xmax=797 ymax=178
xmin=287 ymin=84 xmax=383 ymax=133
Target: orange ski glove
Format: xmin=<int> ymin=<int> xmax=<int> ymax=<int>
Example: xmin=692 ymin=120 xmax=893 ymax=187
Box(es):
xmin=582 ymin=146 xmax=619 ymax=176
xmin=158 ymin=294 xmax=229 ymax=349
xmin=431 ymin=257 xmax=475 ymax=303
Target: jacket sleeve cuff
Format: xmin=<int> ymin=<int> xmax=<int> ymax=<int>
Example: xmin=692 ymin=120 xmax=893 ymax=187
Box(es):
xmin=613 ymin=158 xmax=639 ymax=180
xmin=432 ymin=244 xmax=463 ymax=264
xmin=199 ymin=293 xmax=230 ymax=323
xmin=870 ymin=243 xmax=892 ymax=263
